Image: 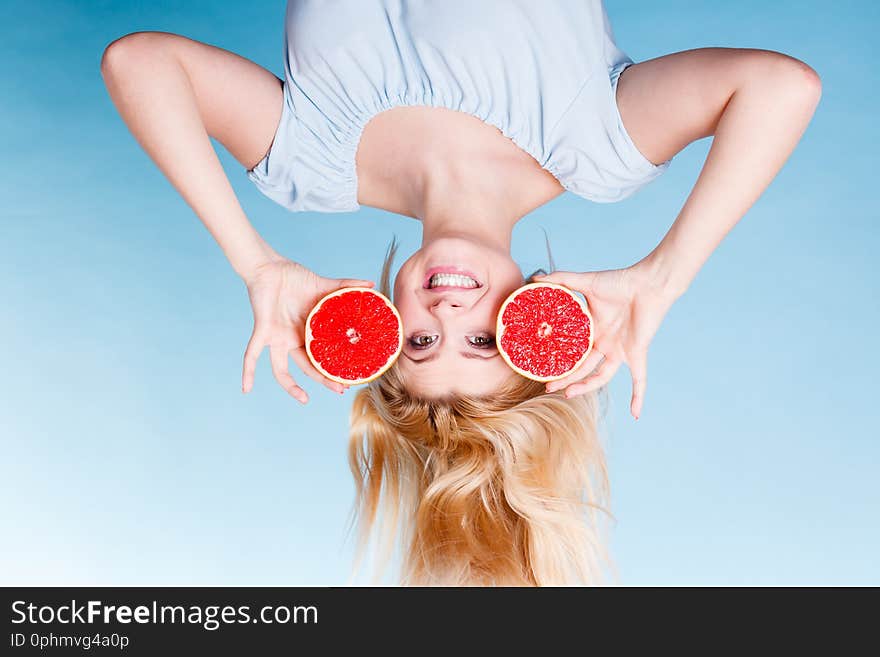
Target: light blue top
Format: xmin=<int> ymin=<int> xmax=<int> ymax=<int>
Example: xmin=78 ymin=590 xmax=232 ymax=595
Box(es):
xmin=247 ymin=0 xmax=671 ymax=213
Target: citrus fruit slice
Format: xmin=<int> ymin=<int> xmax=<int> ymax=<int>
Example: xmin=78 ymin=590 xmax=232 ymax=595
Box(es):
xmin=496 ymin=282 xmax=594 ymax=382
xmin=305 ymin=287 xmax=403 ymax=385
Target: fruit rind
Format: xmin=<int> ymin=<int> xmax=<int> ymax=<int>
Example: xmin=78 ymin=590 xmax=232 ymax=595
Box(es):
xmin=305 ymin=287 xmax=403 ymax=386
xmin=495 ymin=281 xmax=594 ymax=383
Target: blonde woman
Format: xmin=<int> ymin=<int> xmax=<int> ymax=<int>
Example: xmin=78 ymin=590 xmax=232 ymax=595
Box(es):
xmin=101 ymin=1 xmax=821 ymax=584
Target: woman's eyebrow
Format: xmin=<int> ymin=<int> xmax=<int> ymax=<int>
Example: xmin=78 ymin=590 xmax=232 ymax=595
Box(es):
xmin=401 ymin=351 xmax=498 ymax=364
xmin=402 ymin=351 xmax=439 ymax=364
xmin=460 ymin=352 xmax=499 ymax=360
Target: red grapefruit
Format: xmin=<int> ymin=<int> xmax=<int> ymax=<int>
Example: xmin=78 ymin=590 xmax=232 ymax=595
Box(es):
xmin=305 ymin=287 xmax=403 ymax=385
xmin=496 ymin=282 xmax=594 ymax=382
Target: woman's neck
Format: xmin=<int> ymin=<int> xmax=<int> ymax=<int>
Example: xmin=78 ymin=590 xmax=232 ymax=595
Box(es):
xmin=355 ymin=105 xmax=564 ymax=223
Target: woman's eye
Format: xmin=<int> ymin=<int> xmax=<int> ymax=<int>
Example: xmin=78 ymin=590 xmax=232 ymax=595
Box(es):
xmin=467 ymin=334 xmax=495 ymax=348
xmin=409 ymin=334 xmax=438 ymax=349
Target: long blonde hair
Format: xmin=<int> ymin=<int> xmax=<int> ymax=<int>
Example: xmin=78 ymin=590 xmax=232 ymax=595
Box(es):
xmin=347 ymin=240 xmax=611 ymax=586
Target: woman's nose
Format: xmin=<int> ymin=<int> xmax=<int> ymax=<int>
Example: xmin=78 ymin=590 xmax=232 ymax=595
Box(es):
xmin=430 ymin=297 xmax=463 ymax=312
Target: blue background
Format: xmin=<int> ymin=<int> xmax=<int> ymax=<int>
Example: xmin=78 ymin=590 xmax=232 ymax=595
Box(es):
xmin=2 ymin=1 xmax=877 ymax=585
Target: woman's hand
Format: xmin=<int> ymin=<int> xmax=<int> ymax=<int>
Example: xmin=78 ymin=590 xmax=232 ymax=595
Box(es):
xmin=242 ymin=257 xmax=374 ymax=403
xmin=534 ymin=262 xmax=684 ymax=419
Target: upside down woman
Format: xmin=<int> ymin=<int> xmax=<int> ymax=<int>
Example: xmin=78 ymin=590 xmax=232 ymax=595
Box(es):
xmin=101 ymin=1 xmax=820 ymax=585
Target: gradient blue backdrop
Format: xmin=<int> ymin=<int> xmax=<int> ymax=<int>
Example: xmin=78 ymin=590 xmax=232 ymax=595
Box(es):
xmin=2 ymin=1 xmax=877 ymax=585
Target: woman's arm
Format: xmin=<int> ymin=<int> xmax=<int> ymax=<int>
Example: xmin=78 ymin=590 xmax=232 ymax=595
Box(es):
xmin=618 ymin=48 xmax=822 ymax=297
xmin=541 ymin=48 xmax=821 ymax=418
xmin=101 ymin=32 xmax=374 ymax=401
xmin=100 ymin=31 xmax=284 ymax=280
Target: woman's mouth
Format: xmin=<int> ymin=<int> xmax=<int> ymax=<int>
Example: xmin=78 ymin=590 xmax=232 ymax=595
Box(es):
xmin=423 ymin=267 xmax=482 ymax=289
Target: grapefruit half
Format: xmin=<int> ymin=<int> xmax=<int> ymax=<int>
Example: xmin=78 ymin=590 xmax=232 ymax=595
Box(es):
xmin=305 ymin=287 xmax=403 ymax=385
xmin=496 ymin=282 xmax=594 ymax=382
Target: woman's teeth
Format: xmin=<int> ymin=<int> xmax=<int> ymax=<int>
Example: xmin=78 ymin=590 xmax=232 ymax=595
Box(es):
xmin=428 ymin=273 xmax=480 ymax=288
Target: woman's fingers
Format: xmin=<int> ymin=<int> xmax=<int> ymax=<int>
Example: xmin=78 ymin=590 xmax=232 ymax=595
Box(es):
xmin=629 ymin=351 xmax=648 ymax=420
xmin=242 ymin=332 xmax=264 ymax=393
xmin=335 ymin=278 xmax=375 ymax=289
xmin=563 ymin=356 xmax=622 ymax=398
xmin=244 ymin=337 xmax=346 ymax=399
xmin=289 ymin=347 xmax=347 ymax=394
xmin=545 ymin=348 xmax=606 ymax=393
xmin=269 ymin=344 xmax=309 ymax=404
xmin=534 ymin=270 xmax=596 ymax=293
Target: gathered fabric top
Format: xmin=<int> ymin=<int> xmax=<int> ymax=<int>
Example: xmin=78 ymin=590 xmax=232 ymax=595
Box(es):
xmin=247 ymin=0 xmax=671 ymax=213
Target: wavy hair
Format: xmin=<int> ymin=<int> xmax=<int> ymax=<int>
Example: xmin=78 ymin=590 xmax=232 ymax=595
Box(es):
xmin=347 ymin=240 xmax=611 ymax=586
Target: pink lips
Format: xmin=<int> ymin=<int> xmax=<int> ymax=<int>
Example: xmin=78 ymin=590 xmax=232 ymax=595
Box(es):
xmin=422 ymin=266 xmax=483 ymax=290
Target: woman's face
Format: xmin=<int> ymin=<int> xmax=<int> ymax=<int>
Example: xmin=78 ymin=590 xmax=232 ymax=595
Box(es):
xmin=393 ymin=237 xmax=524 ymax=398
